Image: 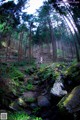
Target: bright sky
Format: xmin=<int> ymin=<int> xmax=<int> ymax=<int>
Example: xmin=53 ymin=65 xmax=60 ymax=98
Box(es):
xmin=22 ymin=0 xmax=46 ymax=14
xmin=0 ymin=0 xmax=46 ymax=14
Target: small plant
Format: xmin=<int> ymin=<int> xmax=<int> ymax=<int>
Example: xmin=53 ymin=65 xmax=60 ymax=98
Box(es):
xmin=8 ymin=112 xmax=42 ymax=120
xmin=26 ymin=83 xmax=34 ymax=90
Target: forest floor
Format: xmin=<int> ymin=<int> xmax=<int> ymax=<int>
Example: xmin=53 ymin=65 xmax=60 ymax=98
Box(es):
xmin=0 ymin=60 xmax=80 ymax=120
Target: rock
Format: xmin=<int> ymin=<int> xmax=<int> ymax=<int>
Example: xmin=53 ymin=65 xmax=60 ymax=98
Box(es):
xmin=64 ymin=63 xmax=80 ymax=90
xmin=0 ymin=78 xmax=18 ymax=107
xmin=30 ymin=103 xmax=38 ymax=109
xmin=33 ymin=80 xmax=40 ymax=85
xmin=22 ymin=91 xmax=37 ymax=103
xmin=17 ymin=97 xmax=27 ymax=107
xmin=9 ymin=91 xmax=37 ymax=111
xmin=37 ymin=96 xmax=50 ymax=107
xmin=9 ymin=101 xmax=21 ymax=111
xmin=51 ymin=80 xmax=67 ymax=97
xmin=9 ymin=97 xmax=27 ymax=111
xmin=58 ymin=85 xmax=80 ymax=113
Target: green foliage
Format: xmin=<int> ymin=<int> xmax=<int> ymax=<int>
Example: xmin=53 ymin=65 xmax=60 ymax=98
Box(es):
xmin=37 ymin=64 xmax=56 ymax=82
xmin=25 ymin=65 xmax=37 ymax=75
xmin=8 ymin=66 xmax=24 ymax=80
xmin=0 ymin=64 xmax=24 ymax=91
xmin=26 ymin=83 xmax=34 ymax=91
xmin=12 ymin=61 xmax=28 ymax=67
xmin=0 ymin=63 xmax=27 ymax=96
xmin=32 ymin=107 xmax=41 ymax=114
xmin=8 ymin=112 xmax=42 ymax=120
xmin=0 ymin=22 xmax=6 ymax=32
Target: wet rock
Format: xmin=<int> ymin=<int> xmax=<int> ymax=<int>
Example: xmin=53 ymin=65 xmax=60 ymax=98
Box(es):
xmin=37 ymin=96 xmax=50 ymax=107
xmin=58 ymin=85 xmax=80 ymax=113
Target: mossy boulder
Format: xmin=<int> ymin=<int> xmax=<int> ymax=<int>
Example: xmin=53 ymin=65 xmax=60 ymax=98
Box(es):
xmin=0 ymin=78 xmax=19 ymax=107
xmin=64 ymin=63 xmax=80 ymax=89
xmin=58 ymin=85 xmax=80 ymax=113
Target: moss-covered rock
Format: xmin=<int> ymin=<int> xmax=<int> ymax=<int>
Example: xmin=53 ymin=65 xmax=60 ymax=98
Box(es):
xmin=0 ymin=78 xmax=19 ymax=107
xmin=63 ymin=63 xmax=80 ymax=91
xmin=58 ymin=85 xmax=80 ymax=113
xmin=22 ymin=91 xmax=37 ymax=103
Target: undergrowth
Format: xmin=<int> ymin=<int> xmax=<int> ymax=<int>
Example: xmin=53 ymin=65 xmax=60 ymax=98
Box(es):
xmin=8 ymin=112 xmax=42 ymax=120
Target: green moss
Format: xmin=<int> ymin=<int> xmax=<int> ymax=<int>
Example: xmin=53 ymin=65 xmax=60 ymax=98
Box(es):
xmin=63 ymin=94 xmax=73 ymax=106
xmin=27 ymin=98 xmax=35 ymax=102
xmin=57 ymin=94 xmax=68 ymax=112
xmin=64 ymin=63 xmax=80 ymax=82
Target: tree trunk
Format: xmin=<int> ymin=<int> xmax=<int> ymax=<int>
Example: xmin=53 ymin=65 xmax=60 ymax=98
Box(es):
xmin=28 ymin=24 xmax=32 ymax=64
xmin=48 ymin=19 xmax=57 ymax=61
xmin=18 ymin=32 xmax=23 ymax=62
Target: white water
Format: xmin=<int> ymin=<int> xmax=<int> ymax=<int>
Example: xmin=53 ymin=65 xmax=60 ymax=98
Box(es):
xmin=51 ymin=76 xmax=67 ymax=97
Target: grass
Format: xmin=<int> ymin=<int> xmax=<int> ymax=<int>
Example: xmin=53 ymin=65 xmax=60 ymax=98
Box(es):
xmin=8 ymin=112 xmax=42 ymax=120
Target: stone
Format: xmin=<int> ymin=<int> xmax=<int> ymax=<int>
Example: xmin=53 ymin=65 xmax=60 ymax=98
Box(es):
xmin=22 ymin=91 xmax=37 ymax=102
xmin=33 ymin=80 xmax=40 ymax=85
xmin=30 ymin=103 xmax=38 ymax=109
xmin=17 ymin=97 xmax=27 ymax=107
xmin=37 ymin=96 xmax=50 ymax=107
xmin=58 ymin=85 xmax=80 ymax=113
xmin=9 ymin=101 xmax=21 ymax=111
xmin=9 ymin=97 xmax=27 ymax=111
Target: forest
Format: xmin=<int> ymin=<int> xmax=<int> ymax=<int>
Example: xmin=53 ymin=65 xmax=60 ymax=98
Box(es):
xmin=0 ymin=0 xmax=80 ymax=120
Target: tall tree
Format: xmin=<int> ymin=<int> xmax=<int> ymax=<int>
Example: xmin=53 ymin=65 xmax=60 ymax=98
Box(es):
xmin=37 ymin=2 xmax=57 ymax=61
